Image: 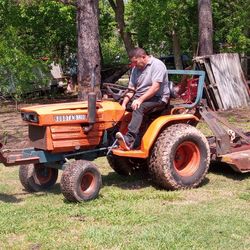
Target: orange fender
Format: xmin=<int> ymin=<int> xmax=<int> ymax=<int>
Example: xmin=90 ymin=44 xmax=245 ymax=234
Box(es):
xmin=112 ymin=114 xmax=199 ymax=158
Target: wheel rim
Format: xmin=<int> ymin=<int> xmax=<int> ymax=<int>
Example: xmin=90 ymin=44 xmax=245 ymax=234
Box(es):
xmin=80 ymin=172 xmax=95 ymax=194
xmin=34 ymin=165 xmax=53 ymax=184
xmin=174 ymin=141 xmax=201 ymax=176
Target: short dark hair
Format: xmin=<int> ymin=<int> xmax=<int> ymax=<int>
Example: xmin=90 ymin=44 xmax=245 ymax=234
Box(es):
xmin=128 ymin=47 xmax=148 ymax=59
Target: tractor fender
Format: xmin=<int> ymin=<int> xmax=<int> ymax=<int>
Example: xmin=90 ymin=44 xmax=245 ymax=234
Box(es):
xmin=140 ymin=114 xmax=199 ymax=155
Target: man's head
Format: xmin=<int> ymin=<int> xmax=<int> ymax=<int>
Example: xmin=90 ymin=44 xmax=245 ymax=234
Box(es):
xmin=129 ymin=47 xmax=149 ymax=69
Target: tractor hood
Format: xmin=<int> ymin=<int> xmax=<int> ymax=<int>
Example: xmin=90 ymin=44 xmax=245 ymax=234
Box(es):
xmin=21 ymin=101 xmax=90 ymax=115
xmin=20 ymin=100 xmax=125 ymax=126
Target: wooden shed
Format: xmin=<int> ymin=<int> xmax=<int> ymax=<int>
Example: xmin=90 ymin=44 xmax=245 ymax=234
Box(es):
xmin=194 ymin=53 xmax=250 ymax=111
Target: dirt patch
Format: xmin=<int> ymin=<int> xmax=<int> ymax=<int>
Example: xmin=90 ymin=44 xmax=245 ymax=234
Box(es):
xmin=0 ymin=110 xmax=30 ymax=149
xmin=0 ymin=97 xmax=77 ymax=150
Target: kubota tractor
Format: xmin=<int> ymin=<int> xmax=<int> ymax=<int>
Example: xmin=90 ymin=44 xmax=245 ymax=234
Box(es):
xmin=0 ymin=69 xmax=249 ymax=202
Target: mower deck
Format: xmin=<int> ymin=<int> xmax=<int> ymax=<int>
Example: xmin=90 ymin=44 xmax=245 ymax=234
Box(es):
xmin=220 ymin=148 xmax=250 ymax=173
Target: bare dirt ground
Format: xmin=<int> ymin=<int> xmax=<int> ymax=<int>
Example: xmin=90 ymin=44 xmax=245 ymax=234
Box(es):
xmin=0 ymin=98 xmax=77 ymax=150
xmin=0 ymin=100 xmax=249 ymax=150
xmin=0 ymin=108 xmax=29 ymax=150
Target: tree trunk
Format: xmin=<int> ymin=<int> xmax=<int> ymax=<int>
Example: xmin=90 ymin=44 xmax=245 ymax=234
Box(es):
xmin=198 ymin=0 xmax=213 ymax=56
xmin=108 ymin=0 xmax=134 ymax=54
xmin=77 ymin=0 xmax=101 ymax=101
xmin=172 ymin=30 xmax=183 ymax=69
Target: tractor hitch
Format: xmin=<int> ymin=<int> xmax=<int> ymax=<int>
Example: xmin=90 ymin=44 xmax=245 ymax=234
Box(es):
xmin=0 ymin=144 xmax=64 ymax=167
xmin=0 ymin=144 xmax=40 ymax=167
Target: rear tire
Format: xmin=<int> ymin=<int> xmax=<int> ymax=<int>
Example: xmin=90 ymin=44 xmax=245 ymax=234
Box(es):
xmin=149 ymin=123 xmax=210 ymax=190
xmin=107 ymin=154 xmax=148 ymax=176
xmin=19 ymin=164 xmax=58 ymax=192
xmin=60 ymin=160 xmax=102 ymax=202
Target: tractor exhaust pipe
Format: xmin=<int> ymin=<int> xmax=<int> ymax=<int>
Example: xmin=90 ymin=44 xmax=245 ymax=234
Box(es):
xmin=84 ymin=65 xmax=98 ymax=134
xmin=84 ymin=92 xmax=96 ymax=133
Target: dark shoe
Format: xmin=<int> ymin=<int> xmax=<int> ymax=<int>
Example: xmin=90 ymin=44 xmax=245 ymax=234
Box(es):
xmin=115 ymin=132 xmax=131 ymax=151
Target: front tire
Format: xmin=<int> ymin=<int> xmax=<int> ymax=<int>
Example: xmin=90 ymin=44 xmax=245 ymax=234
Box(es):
xmin=19 ymin=164 xmax=58 ymax=192
xmin=60 ymin=160 xmax=102 ymax=202
xmin=149 ymin=123 xmax=210 ymax=190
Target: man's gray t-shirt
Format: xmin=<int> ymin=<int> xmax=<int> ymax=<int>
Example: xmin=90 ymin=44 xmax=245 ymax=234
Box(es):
xmin=129 ymin=56 xmax=170 ymax=103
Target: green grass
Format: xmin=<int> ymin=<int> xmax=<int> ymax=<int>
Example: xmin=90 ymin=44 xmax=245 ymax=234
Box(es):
xmin=0 ymin=157 xmax=249 ymax=250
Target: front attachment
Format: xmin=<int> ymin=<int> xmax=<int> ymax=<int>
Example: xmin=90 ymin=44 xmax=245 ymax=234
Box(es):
xmin=0 ymin=144 xmax=40 ymax=167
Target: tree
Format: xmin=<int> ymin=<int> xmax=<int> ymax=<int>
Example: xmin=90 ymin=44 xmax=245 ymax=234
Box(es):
xmin=198 ymin=0 xmax=213 ymax=56
xmin=108 ymin=0 xmax=134 ymax=54
xmin=127 ymin=0 xmax=198 ymax=66
xmin=1 ymin=0 xmax=249 ymax=100
xmin=76 ymin=0 xmax=101 ymax=100
xmin=58 ymin=0 xmax=101 ymax=100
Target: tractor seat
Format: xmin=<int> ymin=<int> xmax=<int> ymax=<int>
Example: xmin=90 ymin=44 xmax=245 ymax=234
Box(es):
xmin=147 ymin=104 xmax=168 ymax=116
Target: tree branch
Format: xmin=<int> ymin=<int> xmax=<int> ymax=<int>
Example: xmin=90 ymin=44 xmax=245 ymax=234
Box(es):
xmin=56 ymin=0 xmax=77 ymax=7
xmin=108 ymin=0 xmax=116 ymax=11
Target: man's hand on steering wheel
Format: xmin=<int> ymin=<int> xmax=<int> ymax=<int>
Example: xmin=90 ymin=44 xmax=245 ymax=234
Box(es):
xmin=103 ymin=83 xmax=135 ymax=101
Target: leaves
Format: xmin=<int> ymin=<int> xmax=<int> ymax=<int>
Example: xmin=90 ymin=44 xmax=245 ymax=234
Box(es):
xmin=0 ymin=0 xmax=75 ymax=98
xmin=0 ymin=0 xmax=249 ymax=98
xmin=213 ymin=0 xmax=250 ymax=53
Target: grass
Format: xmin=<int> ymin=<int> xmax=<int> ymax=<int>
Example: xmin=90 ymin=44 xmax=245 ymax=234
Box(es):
xmin=0 ymin=157 xmax=249 ymax=250
xmin=0 ymin=106 xmax=249 ymax=249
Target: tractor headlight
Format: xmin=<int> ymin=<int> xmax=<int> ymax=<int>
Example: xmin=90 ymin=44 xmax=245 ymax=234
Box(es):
xmin=21 ymin=112 xmax=39 ymax=123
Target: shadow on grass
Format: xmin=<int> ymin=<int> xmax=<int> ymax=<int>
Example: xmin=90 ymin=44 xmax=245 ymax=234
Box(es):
xmin=46 ymin=183 xmax=62 ymax=195
xmin=102 ymin=171 xmax=210 ymax=190
xmin=0 ymin=185 xmax=62 ymax=203
xmin=30 ymin=183 xmax=62 ymax=198
xmin=0 ymin=193 xmax=23 ymax=203
xmin=199 ymin=177 xmax=210 ymax=188
xmin=102 ymin=171 xmax=152 ymax=190
xmin=209 ymin=162 xmax=250 ymax=180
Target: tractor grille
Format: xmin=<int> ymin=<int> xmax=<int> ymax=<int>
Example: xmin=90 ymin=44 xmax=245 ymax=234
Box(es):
xmin=29 ymin=125 xmax=47 ymax=150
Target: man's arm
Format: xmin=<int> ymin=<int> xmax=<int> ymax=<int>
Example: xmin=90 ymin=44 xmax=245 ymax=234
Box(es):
xmin=122 ymin=86 xmax=135 ymax=109
xmin=131 ymin=81 xmax=160 ymax=110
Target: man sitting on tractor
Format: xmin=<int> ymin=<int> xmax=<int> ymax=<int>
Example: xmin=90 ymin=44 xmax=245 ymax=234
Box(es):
xmin=116 ymin=47 xmax=170 ymax=150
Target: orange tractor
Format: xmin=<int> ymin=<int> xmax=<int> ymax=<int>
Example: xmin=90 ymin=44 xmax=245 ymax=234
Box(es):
xmin=1 ymin=69 xmax=250 ymax=202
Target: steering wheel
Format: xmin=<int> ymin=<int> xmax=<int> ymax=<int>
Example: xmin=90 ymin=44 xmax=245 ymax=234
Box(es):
xmin=103 ymin=83 xmax=135 ymax=101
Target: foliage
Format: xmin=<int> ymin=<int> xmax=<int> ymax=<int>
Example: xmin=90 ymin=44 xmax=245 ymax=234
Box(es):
xmin=0 ymin=26 xmax=49 ymax=99
xmin=0 ymin=0 xmax=75 ymax=98
xmin=213 ymin=1 xmax=250 ymax=53
xmin=99 ymin=0 xmax=128 ymax=65
xmin=119 ymin=0 xmax=249 ymax=58
xmin=12 ymin=0 xmax=76 ymax=60
xmin=0 ymin=0 xmax=249 ymax=97
xmin=125 ymin=0 xmax=198 ymax=57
